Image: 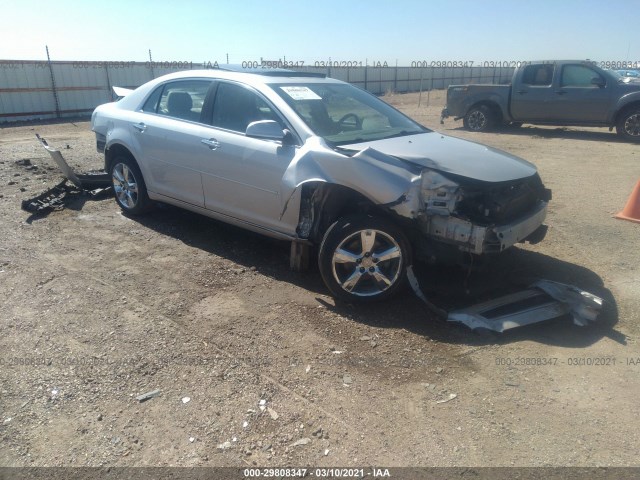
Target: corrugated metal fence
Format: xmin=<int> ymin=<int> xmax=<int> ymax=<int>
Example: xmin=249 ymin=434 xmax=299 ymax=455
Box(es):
xmin=0 ymin=60 xmax=515 ymax=123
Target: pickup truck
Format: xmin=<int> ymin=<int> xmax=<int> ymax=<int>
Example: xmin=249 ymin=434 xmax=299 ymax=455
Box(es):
xmin=441 ymin=60 xmax=640 ymax=141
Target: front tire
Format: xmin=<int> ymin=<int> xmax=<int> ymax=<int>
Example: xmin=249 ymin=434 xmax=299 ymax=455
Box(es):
xmin=463 ymin=105 xmax=494 ymax=132
xmin=318 ymin=215 xmax=411 ymax=303
xmin=110 ymin=155 xmax=152 ymax=214
xmin=616 ymin=108 xmax=640 ymax=142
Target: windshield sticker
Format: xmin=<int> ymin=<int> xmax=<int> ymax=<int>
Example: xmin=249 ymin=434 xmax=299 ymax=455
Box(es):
xmin=280 ymin=86 xmax=322 ymax=100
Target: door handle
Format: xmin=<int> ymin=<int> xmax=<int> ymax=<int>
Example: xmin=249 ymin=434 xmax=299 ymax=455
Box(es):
xmin=516 ymin=90 xmax=528 ymax=94
xmin=555 ymin=90 xmax=567 ymax=95
xmin=201 ymin=138 xmax=220 ymax=150
xmin=132 ymin=122 xmax=146 ymax=132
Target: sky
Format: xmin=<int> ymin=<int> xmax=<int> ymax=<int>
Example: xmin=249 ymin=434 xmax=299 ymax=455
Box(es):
xmin=0 ymin=0 xmax=638 ymax=66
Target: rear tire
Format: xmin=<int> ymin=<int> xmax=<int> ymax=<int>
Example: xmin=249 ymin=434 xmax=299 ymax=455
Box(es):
xmin=110 ymin=155 xmax=153 ymax=215
xmin=463 ymin=105 xmax=494 ymax=132
xmin=616 ymin=108 xmax=640 ymax=142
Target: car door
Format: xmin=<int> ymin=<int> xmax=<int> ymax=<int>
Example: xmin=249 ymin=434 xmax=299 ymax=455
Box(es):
xmin=544 ymin=64 xmax=611 ymax=122
xmin=199 ymin=81 xmax=297 ymax=233
xmin=134 ymin=79 xmax=214 ymax=207
xmin=510 ymin=63 xmax=557 ymax=121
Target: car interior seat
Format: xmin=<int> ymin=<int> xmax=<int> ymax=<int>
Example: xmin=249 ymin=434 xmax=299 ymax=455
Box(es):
xmin=167 ymin=91 xmax=197 ymax=121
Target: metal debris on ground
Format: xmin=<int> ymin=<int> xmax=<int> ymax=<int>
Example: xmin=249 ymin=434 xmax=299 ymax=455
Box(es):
xmin=22 ymin=181 xmax=112 ymax=213
xmin=21 ymin=180 xmax=72 ymax=213
xmin=136 ymin=389 xmax=161 ymax=402
xmin=533 ymin=280 xmax=603 ymax=327
xmin=36 ymin=134 xmax=111 ymax=190
xmin=407 ymin=266 xmax=603 ymax=333
xmin=22 ymin=135 xmax=113 ymax=214
xmin=406 ymin=266 xmax=448 ymax=319
xmin=290 ymin=438 xmax=311 ymax=447
xmin=448 ymin=280 xmax=603 ymax=332
xmin=436 ymin=393 xmax=458 ymax=404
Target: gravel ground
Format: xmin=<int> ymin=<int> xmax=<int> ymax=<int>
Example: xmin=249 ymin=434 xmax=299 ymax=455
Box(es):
xmin=0 ymin=90 xmax=639 ymax=469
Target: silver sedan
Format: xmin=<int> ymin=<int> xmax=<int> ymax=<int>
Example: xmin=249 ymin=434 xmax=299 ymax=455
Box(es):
xmin=92 ymin=67 xmax=550 ymax=302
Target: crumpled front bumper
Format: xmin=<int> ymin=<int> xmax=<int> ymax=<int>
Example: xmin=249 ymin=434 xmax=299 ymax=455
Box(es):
xmin=407 ymin=267 xmax=603 ymax=333
xmin=423 ymin=200 xmax=548 ymax=255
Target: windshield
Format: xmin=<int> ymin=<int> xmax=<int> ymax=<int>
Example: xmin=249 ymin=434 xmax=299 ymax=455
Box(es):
xmin=271 ymin=82 xmax=428 ymax=145
xmin=612 ymin=70 xmax=640 ymax=80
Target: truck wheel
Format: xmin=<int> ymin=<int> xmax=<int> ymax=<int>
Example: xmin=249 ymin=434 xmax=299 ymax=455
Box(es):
xmin=616 ymin=108 xmax=640 ymax=142
xmin=463 ymin=105 xmax=494 ymax=132
xmin=318 ymin=215 xmax=411 ymax=303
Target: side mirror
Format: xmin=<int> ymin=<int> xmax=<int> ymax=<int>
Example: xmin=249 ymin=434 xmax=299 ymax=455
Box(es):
xmin=245 ymin=120 xmax=285 ymax=140
xmin=591 ymin=77 xmax=605 ymax=87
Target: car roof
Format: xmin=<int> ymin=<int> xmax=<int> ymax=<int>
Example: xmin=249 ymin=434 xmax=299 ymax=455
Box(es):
xmin=149 ymin=67 xmax=344 ymax=86
xmin=217 ymin=64 xmax=326 ymax=77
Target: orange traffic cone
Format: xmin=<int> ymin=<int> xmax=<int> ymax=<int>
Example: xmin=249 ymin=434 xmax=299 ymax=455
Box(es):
xmin=615 ymin=180 xmax=640 ymax=224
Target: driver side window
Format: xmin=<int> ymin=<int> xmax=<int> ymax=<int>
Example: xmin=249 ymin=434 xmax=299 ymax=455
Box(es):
xmin=561 ymin=65 xmax=604 ymax=87
xmin=211 ymin=83 xmax=281 ymax=133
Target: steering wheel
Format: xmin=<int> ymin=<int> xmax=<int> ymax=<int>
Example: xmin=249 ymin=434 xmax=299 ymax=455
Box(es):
xmin=338 ymin=113 xmax=362 ymax=130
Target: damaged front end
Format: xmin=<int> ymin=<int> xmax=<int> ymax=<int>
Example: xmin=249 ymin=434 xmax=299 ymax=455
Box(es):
xmin=416 ymin=169 xmax=551 ymax=259
xmin=283 ymin=137 xmax=551 ymax=267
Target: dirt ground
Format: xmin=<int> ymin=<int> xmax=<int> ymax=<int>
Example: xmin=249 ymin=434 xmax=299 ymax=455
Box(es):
xmin=1 ymin=90 xmax=639 ymax=470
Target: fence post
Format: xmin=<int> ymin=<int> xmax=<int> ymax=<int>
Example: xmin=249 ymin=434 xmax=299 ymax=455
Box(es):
xmin=394 ymin=61 xmax=398 ymax=92
xmin=45 ymin=45 xmax=60 ymax=119
xmin=148 ymin=49 xmax=155 ymax=80
xmin=418 ymin=67 xmax=424 ymax=108
xmin=104 ymin=64 xmax=112 ymax=101
xmin=429 ymin=73 xmax=434 ymax=107
xmin=364 ymin=63 xmax=368 ymax=91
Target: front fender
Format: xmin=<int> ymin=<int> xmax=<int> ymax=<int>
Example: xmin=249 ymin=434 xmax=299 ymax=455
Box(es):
xmin=280 ymin=137 xmax=422 ymax=218
xmin=612 ymin=91 xmax=640 ymax=121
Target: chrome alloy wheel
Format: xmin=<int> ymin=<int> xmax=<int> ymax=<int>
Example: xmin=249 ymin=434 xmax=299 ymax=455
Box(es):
xmin=112 ymin=163 xmax=139 ymax=209
xmin=331 ymin=229 xmax=403 ymax=297
xmin=624 ymin=113 xmax=640 ymax=137
xmin=467 ymin=109 xmax=487 ymax=131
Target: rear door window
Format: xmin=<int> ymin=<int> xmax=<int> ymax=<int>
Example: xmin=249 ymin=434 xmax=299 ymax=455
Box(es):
xmin=149 ymin=80 xmax=212 ymax=122
xmin=521 ymin=64 xmax=554 ymax=86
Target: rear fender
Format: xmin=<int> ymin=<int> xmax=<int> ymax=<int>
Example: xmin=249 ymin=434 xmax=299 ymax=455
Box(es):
xmin=463 ymin=93 xmax=509 ymax=122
